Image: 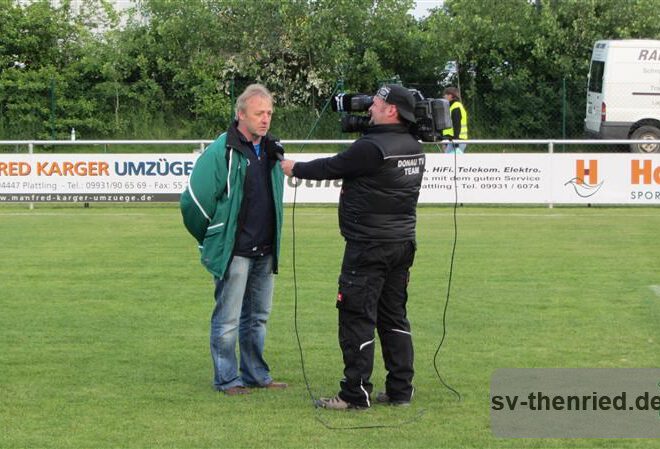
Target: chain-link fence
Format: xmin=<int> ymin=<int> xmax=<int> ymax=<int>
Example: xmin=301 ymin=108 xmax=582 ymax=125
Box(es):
xmin=1 ymin=76 xmax=652 ymax=154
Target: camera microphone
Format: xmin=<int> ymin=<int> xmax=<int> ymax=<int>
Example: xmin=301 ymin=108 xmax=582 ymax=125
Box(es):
xmin=331 ymin=93 xmax=373 ymax=112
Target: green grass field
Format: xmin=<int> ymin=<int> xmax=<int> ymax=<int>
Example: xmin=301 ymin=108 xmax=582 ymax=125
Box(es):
xmin=1 ymin=204 xmax=658 ymax=449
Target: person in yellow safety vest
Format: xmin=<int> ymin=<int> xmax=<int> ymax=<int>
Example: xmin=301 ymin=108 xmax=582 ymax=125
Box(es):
xmin=441 ymin=86 xmax=468 ymax=154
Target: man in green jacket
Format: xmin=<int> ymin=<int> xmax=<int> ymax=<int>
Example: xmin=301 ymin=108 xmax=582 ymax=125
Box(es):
xmin=180 ymin=84 xmax=286 ymax=396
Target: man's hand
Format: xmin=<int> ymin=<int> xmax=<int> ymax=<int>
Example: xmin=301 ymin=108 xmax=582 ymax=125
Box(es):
xmin=280 ymin=159 xmax=295 ymax=177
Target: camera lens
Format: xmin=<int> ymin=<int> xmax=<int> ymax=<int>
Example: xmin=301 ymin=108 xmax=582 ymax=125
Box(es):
xmin=350 ymin=95 xmax=373 ymax=111
xmin=331 ymin=93 xmax=373 ymax=112
xmin=340 ymin=115 xmax=370 ymax=133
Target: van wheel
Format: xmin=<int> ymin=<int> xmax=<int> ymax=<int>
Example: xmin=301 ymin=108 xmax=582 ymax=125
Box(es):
xmin=630 ymin=126 xmax=660 ymax=153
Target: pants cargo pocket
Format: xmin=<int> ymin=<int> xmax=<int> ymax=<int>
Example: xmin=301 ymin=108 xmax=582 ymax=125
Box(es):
xmin=337 ymin=273 xmax=368 ymax=312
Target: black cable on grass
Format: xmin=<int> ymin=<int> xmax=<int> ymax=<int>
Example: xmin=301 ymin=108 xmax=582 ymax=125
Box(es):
xmin=289 ymin=84 xmax=343 ymax=409
xmin=432 ymin=144 xmax=461 ymax=401
xmin=291 ymin=182 xmax=427 ymax=429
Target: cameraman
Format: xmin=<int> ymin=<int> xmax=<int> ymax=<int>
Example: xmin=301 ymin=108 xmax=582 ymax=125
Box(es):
xmin=280 ymin=85 xmax=425 ymax=410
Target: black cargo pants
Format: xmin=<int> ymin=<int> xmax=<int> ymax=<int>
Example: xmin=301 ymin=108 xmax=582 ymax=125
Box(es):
xmin=335 ymin=239 xmax=416 ymax=407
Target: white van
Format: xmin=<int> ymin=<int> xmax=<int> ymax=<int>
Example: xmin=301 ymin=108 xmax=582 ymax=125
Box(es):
xmin=585 ymin=39 xmax=660 ymax=153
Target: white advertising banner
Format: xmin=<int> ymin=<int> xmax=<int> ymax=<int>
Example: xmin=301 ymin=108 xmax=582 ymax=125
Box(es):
xmin=550 ymin=154 xmax=659 ymax=204
xmin=418 ymin=153 xmax=550 ymax=204
xmin=285 ymin=153 xmax=660 ymax=205
xmin=0 ymin=154 xmax=194 ymax=202
xmin=1 ymin=152 xmax=658 ymax=204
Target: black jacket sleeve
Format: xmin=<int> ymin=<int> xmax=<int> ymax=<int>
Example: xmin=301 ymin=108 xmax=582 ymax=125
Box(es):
xmin=292 ymin=140 xmax=383 ymax=180
xmin=451 ymin=106 xmax=462 ymax=139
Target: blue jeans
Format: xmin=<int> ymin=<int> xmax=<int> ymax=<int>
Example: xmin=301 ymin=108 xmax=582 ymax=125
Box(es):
xmin=210 ymin=255 xmax=274 ymax=390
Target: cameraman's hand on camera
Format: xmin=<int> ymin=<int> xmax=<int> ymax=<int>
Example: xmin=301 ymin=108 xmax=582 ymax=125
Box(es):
xmin=280 ymin=159 xmax=296 ymax=177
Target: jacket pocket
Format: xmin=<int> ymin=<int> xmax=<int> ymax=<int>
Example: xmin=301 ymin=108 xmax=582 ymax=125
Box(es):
xmin=336 ymin=273 xmax=368 ymax=312
xmin=201 ymin=220 xmax=228 ymax=269
xmin=206 ymin=221 xmax=225 ymax=232
xmin=204 ymin=196 xmax=231 ymax=243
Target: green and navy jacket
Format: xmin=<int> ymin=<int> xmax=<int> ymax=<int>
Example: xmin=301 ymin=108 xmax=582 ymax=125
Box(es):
xmin=180 ymin=125 xmax=284 ymax=278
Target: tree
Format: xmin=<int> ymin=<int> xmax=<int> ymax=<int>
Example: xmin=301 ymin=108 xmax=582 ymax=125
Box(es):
xmin=0 ymin=0 xmax=123 ymax=139
xmin=5 ymin=0 xmax=657 ymax=141
xmin=423 ymin=0 xmax=660 ymax=139
xmin=121 ymin=0 xmax=424 ymax=137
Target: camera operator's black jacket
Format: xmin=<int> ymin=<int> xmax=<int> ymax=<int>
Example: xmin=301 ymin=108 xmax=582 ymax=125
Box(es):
xmin=292 ymin=124 xmax=425 ymax=242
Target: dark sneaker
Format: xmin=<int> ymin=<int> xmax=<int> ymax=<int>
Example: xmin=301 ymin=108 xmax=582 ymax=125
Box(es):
xmin=315 ymin=395 xmax=366 ymax=410
xmin=246 ymin=381 xmax=288 ymax=389
xmin=375 ymin=391 xmax=411 ymax=407
xmin=223 ymin=386 xmax=251 ymax=396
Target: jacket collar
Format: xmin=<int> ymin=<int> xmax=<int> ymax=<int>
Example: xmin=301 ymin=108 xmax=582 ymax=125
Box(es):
xmin=226 ymin=121 xmax=254 ymax=156
xmin=363 ymin=123 xmax=411 ymax=135
xmin=226 ymin=121 xmax=280 ymax=160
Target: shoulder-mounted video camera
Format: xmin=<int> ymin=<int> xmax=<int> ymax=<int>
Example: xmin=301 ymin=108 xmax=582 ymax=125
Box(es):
xmin=331 ymin=89 xmax=451 ymax=142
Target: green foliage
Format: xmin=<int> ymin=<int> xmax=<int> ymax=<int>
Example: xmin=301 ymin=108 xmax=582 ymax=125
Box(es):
xmin=425 ymin=0 xmax=660 ymax=138
xmin=0 ymin=0 xmax=124 ymax=139
xmin=1 ymin=0 xmax=659 ymax=141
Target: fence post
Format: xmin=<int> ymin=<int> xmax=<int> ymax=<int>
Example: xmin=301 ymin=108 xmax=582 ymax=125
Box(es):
xmin=28 ymin=142 xmax=34 ymax=210
xmin=561 ymin=77 xmax=567 ymax=151
xmin=548 ymin=141 xmax=554 ymax=209
xmin=230 ymin=78 xmax=235 ymax=122
xmin=50 ymin=78 xmax=56 ymax=140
